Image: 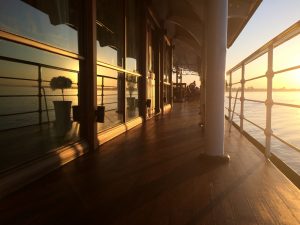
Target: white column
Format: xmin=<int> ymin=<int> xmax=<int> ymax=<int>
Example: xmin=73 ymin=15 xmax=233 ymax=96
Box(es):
xmin=205 ymin=0 xmax=228 ymax=157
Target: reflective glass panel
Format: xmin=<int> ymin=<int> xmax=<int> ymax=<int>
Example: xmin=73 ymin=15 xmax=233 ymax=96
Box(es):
xmin=96 ymin=0 xmax=124 ymax=67
xmin=146 ymin=26 xmax=156 ymax=117
xmin=126 ymin=0 xmax=141 ymax=73
xmin=164 ymin=44 xmax=171 ymax=82
xmin=97 ymin=66 xmax=124 ymax=132
xmin=0 ymin=0 xmax=81 ymax=53
xmin=0 ymin=40 xmax=79 ymax=172
xmin=125 ymin=74 xmax=139 ymax=120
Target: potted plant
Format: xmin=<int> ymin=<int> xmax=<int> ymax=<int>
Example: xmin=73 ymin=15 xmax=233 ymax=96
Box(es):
xmin=50 ymin=76 xmax=72 ymax=135
xmin=126 ymin=75 xmax=137 ymax=110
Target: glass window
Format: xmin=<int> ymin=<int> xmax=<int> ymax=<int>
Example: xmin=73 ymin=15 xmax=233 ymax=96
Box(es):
xmin=0 ymin=40 xmax=79 ymax=172
xmin=163 ymin=84 xmax=170 ymax=105
xmin=0 ymin=39 xmax=79 ymax=71
xmin=126 ymin=0 xmax=141 ymax=73
xmin=0 ymin=0 xmax=81 ymax=53
xmin=146 ymin=25 xmax=156 ymax=117
xmin=163 ymin=43 xmax=172 ymax=105
xmin=164 ymin=43 xmax=171 ymax=82
xmin=147 ymin=28 xmax=155 ymax=74
xmin=125 ymin=74 xmax=139 ymax=120
xmin=96 ymin=0 xmax=124 ymax=67
xmin=97 ymin=66 xmax=124 ymax=132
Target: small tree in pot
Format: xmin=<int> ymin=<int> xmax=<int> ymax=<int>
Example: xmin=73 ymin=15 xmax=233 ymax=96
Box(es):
xmin=50 ymin=76 xmax=72 ymax=101
xmin=126 ymin=75 xmax=137 ymax=110
xmin=50 ymin=76 xmax=73 ymax=135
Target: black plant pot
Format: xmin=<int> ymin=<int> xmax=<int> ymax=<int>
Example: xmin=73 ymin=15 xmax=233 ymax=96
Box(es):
xmin=127 ymin=97 xmax=136 ymax=110
xmin=97 ymin=106 xmax=105 ymax=123
xmin=146 ymin=99 xmax=151 ymax=108
xmin=53 ymin=101 xmax=72 ymax=136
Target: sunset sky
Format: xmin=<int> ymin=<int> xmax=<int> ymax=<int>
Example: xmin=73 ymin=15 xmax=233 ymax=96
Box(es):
xmin=227 ymin=0 xmax=300 ymax=89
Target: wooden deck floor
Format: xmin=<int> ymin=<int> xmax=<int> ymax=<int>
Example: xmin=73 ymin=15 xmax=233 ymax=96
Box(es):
xmin=0 ymin=102 xmax=299 ymax=225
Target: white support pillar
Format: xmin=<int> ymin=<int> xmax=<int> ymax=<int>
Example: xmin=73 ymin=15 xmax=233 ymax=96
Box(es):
xmin=204 ymin=0 xmax=229 ymax=160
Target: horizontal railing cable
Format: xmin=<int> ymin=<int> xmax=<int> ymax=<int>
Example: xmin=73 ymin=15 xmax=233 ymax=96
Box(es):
xmin=244 ymin=74 xmax=266 ymax=82
xmin=271 ymin=133 xmax=300 ymax=153
xmin=243 ymin=117 xmax=265 ymax=131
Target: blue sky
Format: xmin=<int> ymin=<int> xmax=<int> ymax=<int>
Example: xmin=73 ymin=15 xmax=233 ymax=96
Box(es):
xmin=227 ymin=0 xmax=300 ymax=70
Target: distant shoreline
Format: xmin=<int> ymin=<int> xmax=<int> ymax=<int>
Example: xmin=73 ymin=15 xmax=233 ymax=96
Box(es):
xmin=226 ymin=89 xmax=300 ymax=92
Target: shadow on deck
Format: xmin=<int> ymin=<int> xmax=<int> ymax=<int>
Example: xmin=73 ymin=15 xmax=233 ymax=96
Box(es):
xmin=0 ymin=102 xmax=299 ymax=225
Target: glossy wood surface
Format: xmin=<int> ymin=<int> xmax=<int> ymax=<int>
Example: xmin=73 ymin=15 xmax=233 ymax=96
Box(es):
xmin=0 ymin=102 xmax=299 ymax=225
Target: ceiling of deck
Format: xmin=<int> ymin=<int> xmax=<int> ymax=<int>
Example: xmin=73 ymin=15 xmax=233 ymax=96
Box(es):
xmin=151 ymin=0 xmax=263 ymax=72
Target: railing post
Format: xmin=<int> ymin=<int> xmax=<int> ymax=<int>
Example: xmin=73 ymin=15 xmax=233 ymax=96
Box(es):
xmin=240 ymin=63 xmax=245 ymax=132
xmin=265 ymin=45 xmax=274 ymax=158
xmin=38 ymin=65 xmax=42 ymax=126
xmin=228 ymin=72 xmax=232 ymax=119
xmin=101 ymin=76 xmax=104 ymax=106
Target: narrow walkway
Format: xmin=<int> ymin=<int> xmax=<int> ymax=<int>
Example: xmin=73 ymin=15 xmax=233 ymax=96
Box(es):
xmin=0 ymin=102 xmax=299 ymax=225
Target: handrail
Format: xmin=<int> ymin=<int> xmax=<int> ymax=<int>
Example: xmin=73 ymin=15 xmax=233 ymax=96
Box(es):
xmin=226 ymin=21 xmax=300 ymax=158
xmin=0 ymin=55 xmax=124 ymax=131
xmin=227 ymin=21 xmax=300 ymax=74
xmin=0 ymin=55 xmax=79 ymax=73
xmin=0 ymin=30 xmax=83 ymax=60
xmin=97 ymin=61 xmax=141 ymax=77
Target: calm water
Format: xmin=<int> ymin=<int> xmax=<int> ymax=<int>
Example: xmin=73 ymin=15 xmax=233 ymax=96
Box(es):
xmin=2 ymin=91 xmax=300 ymax=146
xmin=1 ymin=91 xmax=299 ymax=163
xmin=0 ymin=89 xmax=139 ymax=131
xmin=225 ymin=91 xmax=300 ymax=173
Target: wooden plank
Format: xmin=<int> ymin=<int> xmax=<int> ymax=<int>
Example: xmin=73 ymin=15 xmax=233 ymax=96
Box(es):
xmin=0 ymin=102 xmax=299 ymax=225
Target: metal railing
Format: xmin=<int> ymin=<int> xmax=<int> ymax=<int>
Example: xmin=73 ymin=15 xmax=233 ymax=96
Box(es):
xmin=96 ymin=74 xmax=119 ymax=112
xmin=226 ymin=21 xmax=300 ymax=157
xmin=96 ymin=61 xmax=141 ymax=117
xmin=0 ymin=55 xmax=133 ymax=132
xmin=0 ymin=55 xmax=79 ymax=131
